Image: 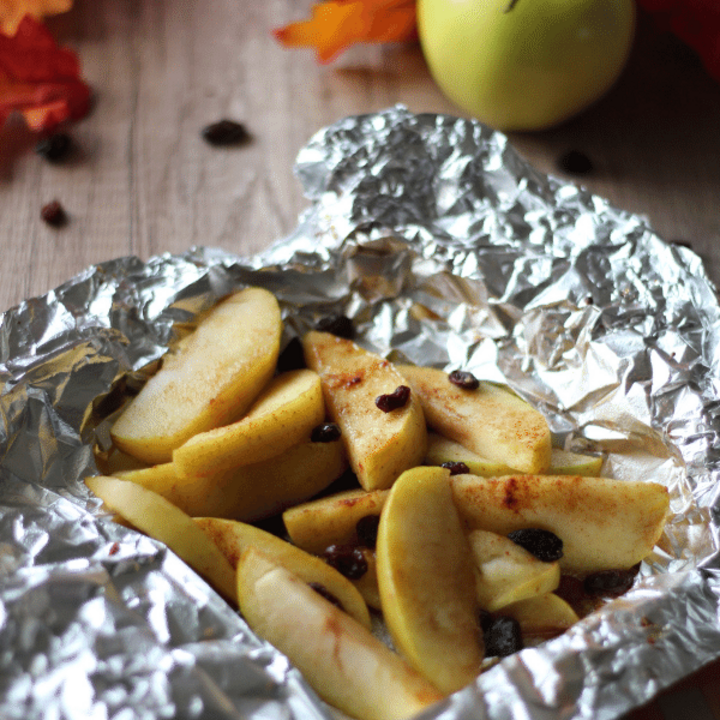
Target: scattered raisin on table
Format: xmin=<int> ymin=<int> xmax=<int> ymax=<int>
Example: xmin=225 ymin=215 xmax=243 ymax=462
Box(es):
xmin=201 ymin=119 xmax=251 ymax=146
xmin=308 ymin=582 xmax=344 ymax=611
xmin=557 ymin=150 xmax=593 ymax=176
xmin=41 ymin=200 xmax=68 ymax=227
xmin=448 ymin=370 xmax=480 ymax=390
xmin=441 ymin=461 xmax=470 ymax=475
xmin=355 ymin=514 xmax=380 ymax=548
xmin=315 ymin=314 xmax=354 ymax=339
xmin=507 ymin=528 xmax=564 ymax=562
xmin=322 ymin=544 xmax=368 ymax=579
xmin=483 ymin=615 xmax=524 ymax=657
xmin=36 ymin=133 xmax=73 ymax=162
xmin=311 ymin=422 xmax=342 ymax=443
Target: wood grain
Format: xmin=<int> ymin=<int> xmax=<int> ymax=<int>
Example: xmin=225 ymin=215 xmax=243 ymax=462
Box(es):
xmin=0 ymin=3 xmax=718 ymax=716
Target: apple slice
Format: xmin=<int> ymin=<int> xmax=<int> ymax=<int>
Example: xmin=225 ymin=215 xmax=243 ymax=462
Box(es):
xmin=85 ymin=475 xmax=236 ymax=603
xmin=425 ymin=432 xmax=516 ymax=476
xmin=451 ymin=473 xmax=670 ymax=576
xmin=283 ymin=488 xmax=389 ymax=555
xmin=425 ymin=433 xmax=603 ymax=478
xmin=352 ymin=548 xmax=382 ymax=611
xmin=118 ymin=437 xmax=347 ymax=522
xmin=111 ymin=287 xmax=282 ymax=464
xmin=173 ymin=369 xmax=325 ymax=478
xmin=195 ymin=517 xmax=370 ymax=629
xmin=500 ymin=593 xmax=580 ymax=642
xmin=302 ymin=331 xmax=427 ymax=491
xmin=469 ymin=529 xmax=560 ymax=612
xmin=376 ymin=466 xmax=483 ymax=694
xmin=398 ymin=365 xmax=551 ymax=474
xmin=236 ymin=547 xmax=444 ymax=720
xmin=549 ymin=448 xmax=603 ymax=476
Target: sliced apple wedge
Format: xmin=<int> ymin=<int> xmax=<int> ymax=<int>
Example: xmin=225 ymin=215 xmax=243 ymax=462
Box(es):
xmin=398 ymin=365 xmax=551 ymax=474
xmin=236 ymin=547 xmax=444 ymax=720
xmin=85 ymin=475 xmax=236 ymax=603
xmin=425 ymin=433 xmax=603 ymax=478
xmin=376 ymin=466 xmax=483 ymax=694
xmin=352 ymin=548 xmax=382 ymax=611
xmin=451 ymin=474 xmax=670 ymax=576
xmin=118 ymin=437 xmax=347 ymax=522
xmin=549 ymin=448 xmax=603 ymax=476
xmin=283 ymin=488 xmax=389 ymax=555
xmin=469 ymin=529 xmax=560 ymax=612
xmin=173 ymin=369 xmax=325 ymax=478
xmin=425 ymin=432 xmax=516 ymax=476
xmin=302 ymin=331 xmax=427 ymax=491
xmin=500 ymin=593 xmax=580 ymax=641
xmin=195 ymin=516 xmax=370 ymax=629
xmin=111 ymin=287 xmax=282 ymax=464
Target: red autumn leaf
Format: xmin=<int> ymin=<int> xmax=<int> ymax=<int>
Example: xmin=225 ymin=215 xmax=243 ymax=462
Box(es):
xmin=0 ymin=0 xmax=73 ymax=36
xmin=0 ymin=14 xmax=90 ymax=133
xmin=274 ymin=0 xmax=417 ymax=64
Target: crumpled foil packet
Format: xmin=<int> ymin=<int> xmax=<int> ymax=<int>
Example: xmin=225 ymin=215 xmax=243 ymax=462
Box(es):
xmin=1 ymin=106 xmax=719 ymax=720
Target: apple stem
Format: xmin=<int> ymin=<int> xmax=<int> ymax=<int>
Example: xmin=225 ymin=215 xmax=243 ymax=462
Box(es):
xmin=504 ymin=0 xmax=520 ymax=12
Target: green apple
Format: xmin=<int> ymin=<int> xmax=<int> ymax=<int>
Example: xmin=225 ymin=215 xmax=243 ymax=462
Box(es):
xmin=417 ymin=0 xmax=636 ymax=130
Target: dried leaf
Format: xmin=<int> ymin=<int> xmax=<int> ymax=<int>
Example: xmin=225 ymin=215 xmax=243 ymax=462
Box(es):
xmin=0 ymin=14 xmax=90 ymax=132
xmin=274 ymin=0 xmax=417 ymax=64
xmin=0 ymin=0 xmax=72 ymax=36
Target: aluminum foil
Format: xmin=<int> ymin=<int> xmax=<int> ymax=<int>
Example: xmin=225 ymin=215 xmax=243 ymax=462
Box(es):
xmin=1 ymin=105 xmax=719 ymax=720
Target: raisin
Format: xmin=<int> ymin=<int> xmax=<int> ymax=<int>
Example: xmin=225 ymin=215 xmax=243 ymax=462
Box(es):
xmin=507 ymin=528 xmax=563 ymax=562
xmin=322 ymin=544 xmax=368 ymax=579
xmin=36 ymin=133 xmax=72 ymax=162
xmin=311 ymin=422 xmax=342 ymax=443
xmin=448 ymin=370 xmax=480 ymax=390
xmin=315 ymin=314 xmax=354 ymax=339
xmin=583 ymin=564 xmax=640 ymax=597
xmin=276 ymin=337 xmax=306 ymax=372
xmin=555 ymin=575 xmax=585 ymax=607
xmin=483 ymin=615 xmax=524 ymax=657
xmin=440 ymin=461 xmax=470 ymax=476
xmin=557 ymin=150 xmax=593 ymax=176
xmin=308 ymin=582 xmax=344 ymax=611
xmin=40 ymin=200 xmax=68 ymax=227
xmin=355 ymin=514 xmax=380 ymax=548
xmin=375 ymin=385 xmax=410 ymax=413
xmin=201 ymin=119 xmax=251 ymax=146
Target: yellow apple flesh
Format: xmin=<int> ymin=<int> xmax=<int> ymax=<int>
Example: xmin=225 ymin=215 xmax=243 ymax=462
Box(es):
xmin=85 ymin=475 xmax=236 ymax=603
xmin=236 ymin=548 xmax=445 ymax=720
xmin=173 ymin=369 xmax=325 ymax=478
xmin=303 ymin=331 xmax=427 ymax=490
xmin=399 ymin=365 xmax=551 ymax=474
xmin=283 ymin=488 xmax=389 ymax=555
xmin=417 ymin=0 xmax=636 ymax=131
xmin=195 ymin=517 xmax=371 ymax=629
xmin=111 ymin=288 xmax=282 ymax=464
xmin=376 ymin=466 xmax=483 ymax=694
xmin=451 ymin=473 xmax=669 ymax=575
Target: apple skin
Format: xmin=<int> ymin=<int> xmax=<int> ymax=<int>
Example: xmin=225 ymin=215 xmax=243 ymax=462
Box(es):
xmin=417 ymin=0 xmax=636 ymax=131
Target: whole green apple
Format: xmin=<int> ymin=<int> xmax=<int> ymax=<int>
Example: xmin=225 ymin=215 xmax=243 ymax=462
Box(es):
xmin=417 ymin=0 xmax=636 ymax=131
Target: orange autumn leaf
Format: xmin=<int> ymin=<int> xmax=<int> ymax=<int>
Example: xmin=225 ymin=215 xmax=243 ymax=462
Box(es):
xmin=274 ymin=0 xmax=417 ymax=64
xmin=0 ymin=14 xmax=90 ymax=132
xmin=0 ymin=0 xmax=72 ymax=36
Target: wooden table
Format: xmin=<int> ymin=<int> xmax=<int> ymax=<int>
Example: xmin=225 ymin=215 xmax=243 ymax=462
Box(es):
xmin=1 ymin=1 xmax=719 ymax=717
